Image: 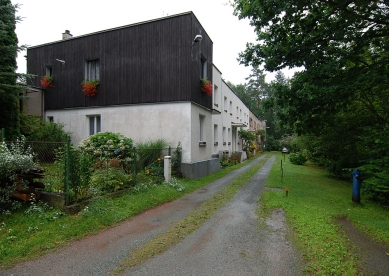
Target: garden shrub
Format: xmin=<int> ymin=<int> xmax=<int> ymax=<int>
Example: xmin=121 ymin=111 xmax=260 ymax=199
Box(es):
xmin=0 ymin=138 xmax=37 ymax=213
xmin=79 ymin=132 xmax=134 ymax=174
xmin=90 ymin=167 xmax=131 ymax=194
xmin=20 ymin=113 xmax=70 ymax=142
xmin=289 ymin=150 xmax=308 ymax=165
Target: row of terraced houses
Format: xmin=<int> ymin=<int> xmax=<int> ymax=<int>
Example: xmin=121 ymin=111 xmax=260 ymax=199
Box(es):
xmin=21 ymin=12 xmax=266 ymax=179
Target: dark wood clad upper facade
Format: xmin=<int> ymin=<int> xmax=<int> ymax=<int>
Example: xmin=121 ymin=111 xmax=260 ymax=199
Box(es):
xmin=27 ymin=12 xmax=213 ymax=110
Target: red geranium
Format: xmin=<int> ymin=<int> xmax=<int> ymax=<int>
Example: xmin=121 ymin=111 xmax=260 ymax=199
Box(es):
xmin=200 ymin=79 xmax=213 ymax=96
xmin=82 ymin=79 xmax=99 ymax=97
xmin=40 ymin=76 xmax=54 ymax=89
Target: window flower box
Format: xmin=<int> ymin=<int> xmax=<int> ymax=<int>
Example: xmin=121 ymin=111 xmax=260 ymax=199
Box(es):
xmin=40 ymin=76 xmax=54 ymax=89
xmin=82 ymin=79 xmax=99 ymax=97
xmin=200 ymin=78 xmax=213 ymax=96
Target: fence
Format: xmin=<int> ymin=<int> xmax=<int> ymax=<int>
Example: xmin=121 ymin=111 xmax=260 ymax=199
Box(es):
xmin=2 ymin=139 xmax=180 ymax=206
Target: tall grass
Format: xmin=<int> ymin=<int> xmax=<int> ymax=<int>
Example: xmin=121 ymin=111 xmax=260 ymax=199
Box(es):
xmin=261 ymin=152 xmax=389 ymax=275
xmin=135 ymin=139 xmax=169 ymax=170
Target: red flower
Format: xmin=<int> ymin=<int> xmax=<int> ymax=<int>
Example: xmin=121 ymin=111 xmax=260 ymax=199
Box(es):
xmin=82 ymin=79 xmax=99 ymax=97
xmin=40 ymin=76 xmax=54 ymax=89
xmin=200 ymin=79 xmax=213 ymax=96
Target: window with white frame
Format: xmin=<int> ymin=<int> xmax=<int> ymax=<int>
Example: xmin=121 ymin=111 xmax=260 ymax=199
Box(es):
xmin=199 ymin=115 xmax=205 ymax=141
xmin=89 ymin=115 xmax=101 ymax=135
xmin=47 ymin=116 xmax=54 ymax=122
xmin=45 ymin=66 xmax=52 ymax=77
xmin=85 ymin=59 xmax=100 ymax=80
xmin=214 ymin=124 xmax=218 ymax=143
xmin=214 ymin=85 xmax=218 ymax=105
xmin=224 ymin=96 xmax=227 ymax=111
xmin=201 ymin=56 xmax=207 ymax=79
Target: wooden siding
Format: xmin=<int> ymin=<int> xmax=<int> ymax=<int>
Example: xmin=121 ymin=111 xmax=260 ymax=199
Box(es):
xmin=27 ymin=12 xmax=213 ymax=111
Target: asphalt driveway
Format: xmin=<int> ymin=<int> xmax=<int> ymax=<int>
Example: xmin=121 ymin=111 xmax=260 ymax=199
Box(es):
xmin=2 ymin=154 xmax=304 ymax=275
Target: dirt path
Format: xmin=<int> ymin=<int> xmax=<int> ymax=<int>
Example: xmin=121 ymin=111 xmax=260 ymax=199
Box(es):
xmin=337 ymin=217 xmax=389 ymax=275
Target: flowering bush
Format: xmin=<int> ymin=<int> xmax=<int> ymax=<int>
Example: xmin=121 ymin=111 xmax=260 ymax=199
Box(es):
xmin=200 ymin=78 xmax=213 ymax=96
xmin=0 ymin=138 xmax=37 ymax=213
xmin=40 ymin=76 xmax=54 ymax=89
xmin=79 ymin=132 xmax=134 ymax=173
xmin=0 ymin=138 xmax=36 ymax=181
xmin=82 ymin=79 xmax=99 ymax=97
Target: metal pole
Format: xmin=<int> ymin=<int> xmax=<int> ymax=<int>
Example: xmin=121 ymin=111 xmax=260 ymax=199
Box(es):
xmin=281 ymin=160 xmax=283 ymax=183
xmin=133 ymin=147 xmax=137 ymax=184
xmin=65 ymin=138 xmax=71 ymax=206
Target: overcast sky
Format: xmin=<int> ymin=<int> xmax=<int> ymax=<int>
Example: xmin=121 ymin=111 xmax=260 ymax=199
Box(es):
xmin=12 ymin=0 xmax=293 ymax=84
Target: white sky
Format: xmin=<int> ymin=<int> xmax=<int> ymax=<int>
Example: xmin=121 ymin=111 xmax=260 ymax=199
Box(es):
xmin=12 ymin=0 xmax=294 ymax=84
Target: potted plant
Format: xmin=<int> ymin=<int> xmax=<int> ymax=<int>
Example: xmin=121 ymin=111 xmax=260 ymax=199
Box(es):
xmin=40 ymin=76 xmax=54 ymax=89
xmin=82 ymin=79 xmax=99 ymax=97
xmin=200 ymin=78 xmax=213 ymax=96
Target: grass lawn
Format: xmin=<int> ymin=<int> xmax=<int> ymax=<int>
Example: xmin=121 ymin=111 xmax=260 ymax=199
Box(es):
xmin=261 ymin=152 xmax=389 ymax=275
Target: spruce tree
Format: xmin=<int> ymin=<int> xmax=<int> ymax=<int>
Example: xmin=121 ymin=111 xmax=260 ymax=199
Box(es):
xmin=0 ymin=0 xmax=22 ymax=140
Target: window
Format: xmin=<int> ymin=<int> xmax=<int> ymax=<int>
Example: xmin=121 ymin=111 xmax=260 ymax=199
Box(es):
xmin=199 ymin=115 xmax=205 ymax=141
xmin=223 ymin=127 xmax=226 ymax=143
xmin=214 ymin=124 xmax=218 ymax=143
xmin=214 ymin=85 xmax=218 ymax=104
xmin=89 ymin=115 xmax=101 ymax=135
xmin=85 ymin=60 xmax=100 ymax=80
xmin=45 ymin=66 xmax=52 ymax=77
xmin=224 ymin=96 xmax=227 ymax=111
xmin=47 ymin=116 xmax=54 ymax=122
xmin=201 ymin=56 xmax=207 ymax=79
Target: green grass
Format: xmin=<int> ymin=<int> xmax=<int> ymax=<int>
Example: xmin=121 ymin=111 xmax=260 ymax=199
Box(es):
xmin=261 ymin=152 xmax=389 ymax=275
xmin=0 ymin=154 xmax=264 ymax=270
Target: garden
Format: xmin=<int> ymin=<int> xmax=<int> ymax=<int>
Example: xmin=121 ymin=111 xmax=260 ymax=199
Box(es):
xmin=0 ymin=129 xmax=257 ymax=269
xmin=0 ymin=131 xmax=183 ymax=214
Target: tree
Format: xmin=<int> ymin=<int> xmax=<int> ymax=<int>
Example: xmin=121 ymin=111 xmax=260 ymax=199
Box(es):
xmin=233 ymin=0 xmax=389 ymax=71
xmin=245 ymin=66 xmax=268 ymax=108
xmin=232 ymin=0 xmax=389 ymax=202
xmin=238 ymin=129 xmax=257 ymax=156
xmin=0 ymin=1 xmax=24 ymax=140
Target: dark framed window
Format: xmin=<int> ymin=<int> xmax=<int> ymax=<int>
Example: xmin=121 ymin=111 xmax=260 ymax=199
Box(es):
xmin=85 ymin=60 xmax=100 ymax=80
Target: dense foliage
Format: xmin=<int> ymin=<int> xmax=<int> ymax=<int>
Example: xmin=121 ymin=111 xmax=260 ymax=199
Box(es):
xmin=233 ymin=0 xmax=389 ymax=203
xmin=20 ymin=114 xmax=69 ymax=142
xmin=0 ymin=1 xmax=24 ymax=140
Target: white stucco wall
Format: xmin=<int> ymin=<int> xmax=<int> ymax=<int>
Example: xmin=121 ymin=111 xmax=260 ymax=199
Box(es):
xmin=212 ymin=65 xmax=249 ymax=156
xmin=46 ymin=102 xmax=212 ymax=163
xmin=190 ymin=103 xmax=213 ymax=162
